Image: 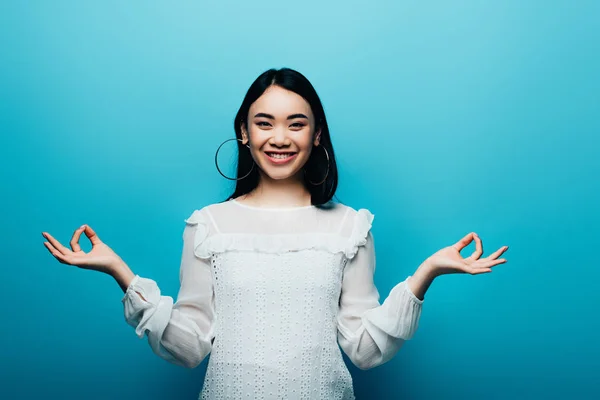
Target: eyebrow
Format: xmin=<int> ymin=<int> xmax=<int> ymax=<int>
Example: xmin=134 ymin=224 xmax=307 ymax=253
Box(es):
xmin=254 ymin=113 xmax=308 ymax=120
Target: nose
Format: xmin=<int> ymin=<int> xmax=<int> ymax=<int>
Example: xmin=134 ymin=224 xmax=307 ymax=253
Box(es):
xmin=269 ymin=127 xmax=291 ymax=147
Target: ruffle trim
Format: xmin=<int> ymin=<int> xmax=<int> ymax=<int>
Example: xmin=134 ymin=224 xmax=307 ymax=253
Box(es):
xmin=183 ymin=208 xmax=374 ymax=260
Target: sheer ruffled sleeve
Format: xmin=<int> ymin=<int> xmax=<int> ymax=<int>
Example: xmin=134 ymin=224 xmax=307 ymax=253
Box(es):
xmin=337 ymin=209 xmax=423 ymax=370
xmin=121 ymin=209 xmax=215 ymax=368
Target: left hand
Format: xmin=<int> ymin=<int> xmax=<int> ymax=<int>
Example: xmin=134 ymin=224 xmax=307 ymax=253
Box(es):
xmin=425 ymin=232 xmax=508 ymax=277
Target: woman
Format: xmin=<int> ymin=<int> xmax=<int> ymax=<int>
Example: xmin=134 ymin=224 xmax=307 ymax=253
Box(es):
xmin=42 ymin=67 xmax=509 ymax=399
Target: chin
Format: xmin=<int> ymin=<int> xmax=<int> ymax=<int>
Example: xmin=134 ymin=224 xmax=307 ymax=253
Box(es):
xmin=261 ymin=170 xmax=301 ymax=181
xmin=257 ymin=163 xmax=304 ymax=181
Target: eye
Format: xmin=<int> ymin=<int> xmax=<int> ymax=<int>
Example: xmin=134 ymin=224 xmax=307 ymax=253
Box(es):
xmin=256 ymin=121 xmax=271 ymax=127
xmin=290 ymin=123 xmax=305 ymax=128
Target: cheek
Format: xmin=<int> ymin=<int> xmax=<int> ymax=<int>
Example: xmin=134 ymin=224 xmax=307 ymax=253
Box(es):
xmin=247 ymin=131 xmax=269 ymax=153
xmin=296 ymin=144 xmax=316 ymax=167
xmin=247 ymin=127 xmax=267 ymax=143
xmin=296 ymin=130 xmax=316 ymax=150
xmin=300 ymin=140 xmax=316 ymax=156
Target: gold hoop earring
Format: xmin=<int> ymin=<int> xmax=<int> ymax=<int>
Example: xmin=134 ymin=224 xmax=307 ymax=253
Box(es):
xmin=214 ymin=138 xmax=255 ymax=181
xmin=304 ymin=144 xmax=330 ymax=185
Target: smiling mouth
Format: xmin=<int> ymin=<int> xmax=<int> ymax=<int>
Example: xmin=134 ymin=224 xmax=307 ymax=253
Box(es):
xmin=265 ymin=152 xmax=297 ymax=159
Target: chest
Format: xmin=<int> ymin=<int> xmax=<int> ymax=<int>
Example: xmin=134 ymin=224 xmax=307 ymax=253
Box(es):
xmin=210 ymin=250 xmax=347 ymax=300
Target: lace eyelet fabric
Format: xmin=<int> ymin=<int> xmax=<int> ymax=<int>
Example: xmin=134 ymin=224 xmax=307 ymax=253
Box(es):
xmin=201 ymin=249 xmax=353 ymax=400
xmin=122 ymin=200 xmax=424 ymax=400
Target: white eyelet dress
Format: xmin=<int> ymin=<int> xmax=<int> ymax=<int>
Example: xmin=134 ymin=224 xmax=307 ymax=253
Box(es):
xmin=121 ymin=199 xmax=424 ymax=399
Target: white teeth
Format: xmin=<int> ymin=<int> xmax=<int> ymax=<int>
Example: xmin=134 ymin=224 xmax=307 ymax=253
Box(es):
xmin=267 ymin=153 xmax=294 ymax=159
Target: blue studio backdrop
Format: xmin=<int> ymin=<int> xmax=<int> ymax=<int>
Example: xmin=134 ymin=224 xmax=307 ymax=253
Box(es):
xmin=1 ymin=1 xmax=598 ymax=399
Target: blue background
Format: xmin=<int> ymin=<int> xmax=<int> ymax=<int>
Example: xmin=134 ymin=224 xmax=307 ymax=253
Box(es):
xmin=1 ymin=1 xmax=598 ymax=399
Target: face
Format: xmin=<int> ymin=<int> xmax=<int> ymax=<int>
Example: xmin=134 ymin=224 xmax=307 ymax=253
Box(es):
xmin=240 ymin=85 xmax=321 ymax=182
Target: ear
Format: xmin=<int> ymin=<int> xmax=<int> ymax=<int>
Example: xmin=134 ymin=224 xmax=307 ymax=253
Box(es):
xmin=240 ymin=121 xmax=249 ymax=145
xmin=313 ymin=127 xmax=322 ymax=146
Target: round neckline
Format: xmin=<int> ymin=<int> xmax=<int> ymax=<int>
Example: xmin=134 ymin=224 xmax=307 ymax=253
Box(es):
xmin=230 ymin=198 xmax=317 ymax=211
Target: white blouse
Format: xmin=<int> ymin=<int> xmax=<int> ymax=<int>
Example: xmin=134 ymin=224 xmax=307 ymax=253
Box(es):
xmin=122 ymin=199 xmax=424 ymax=400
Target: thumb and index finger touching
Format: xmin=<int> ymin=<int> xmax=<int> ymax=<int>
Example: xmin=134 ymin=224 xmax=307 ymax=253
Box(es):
xmin=452 ymin=232 xmax=478 ymax=252
xmin=71 ymin=224 xmax=102 ymax=251
xmin=452 ymin=232 xmax=485 ymax=262
xmin=43 ymin=224 xmax=102 ymax=255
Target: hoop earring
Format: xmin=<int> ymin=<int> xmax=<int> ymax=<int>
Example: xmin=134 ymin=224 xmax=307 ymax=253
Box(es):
xmin=214 ymin=138 xmax=255 ymax=181
xmin=304 ymin=144 xmax=330 ymax=185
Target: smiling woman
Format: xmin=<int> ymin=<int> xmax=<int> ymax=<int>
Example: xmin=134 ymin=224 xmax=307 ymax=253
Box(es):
xmin=41 ymin=67 xmax=509 ymax=400
xmin=241 ymin=86 xmax=320 ymax=183
xmin=228 ymin=68 xmax=338 ymax=207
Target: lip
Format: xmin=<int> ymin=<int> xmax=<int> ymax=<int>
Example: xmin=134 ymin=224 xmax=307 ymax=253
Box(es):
xmin=264 ymin=151 xmax=298 ymax=165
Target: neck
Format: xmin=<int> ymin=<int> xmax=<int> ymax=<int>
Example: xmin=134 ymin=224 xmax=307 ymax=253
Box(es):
xmin=241 ymin=171 xmax=312 ymax=207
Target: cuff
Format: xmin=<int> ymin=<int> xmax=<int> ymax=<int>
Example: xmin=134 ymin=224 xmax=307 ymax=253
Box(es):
xmin=361 ymin=276 xmax=423 ymax=340
xmin=121 ymin=274 xmax=141 ymax=303
xmin=121 ymin=275 xmax=168 ymax=338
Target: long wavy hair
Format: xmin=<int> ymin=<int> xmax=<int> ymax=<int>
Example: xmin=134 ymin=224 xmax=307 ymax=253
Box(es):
xmin=225 ymin=68 xmax=338 ymax=206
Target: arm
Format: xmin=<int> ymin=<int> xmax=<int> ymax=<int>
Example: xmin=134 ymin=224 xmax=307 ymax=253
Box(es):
xmin=118 ymin=216 xmax=215 ymax=369
xmin=406 ymin=261 xmax=437 ymax=301
xmin=112 ymin=266 xmax=137 ymax=296
xmin=337 ymin=231 xmax=424 ymax=370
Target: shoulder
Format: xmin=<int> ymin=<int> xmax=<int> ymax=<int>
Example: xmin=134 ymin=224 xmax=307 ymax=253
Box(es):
xmin=181 ymin=200 xmax=375 ymax=260
xmin=183 ymin=200 xmax=374 ymax=236
xmin=181 ymin=202 xmax=229 ymax=245
xmin=333 ymin=202 xmax=375 ymax=225
xmin=331 ymin=203 xmax=375 ymax=259
xmin=184 ymin=200 xmax=373 ymax=221
xmin=324 ymin=202 xmax=375 ymax=252
xmin=182 ymin=202 xmax=228 ymax=238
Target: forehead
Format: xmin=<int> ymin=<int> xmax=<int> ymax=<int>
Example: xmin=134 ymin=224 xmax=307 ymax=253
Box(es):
xmin=250 ymin=85 xmax=312 ymax=118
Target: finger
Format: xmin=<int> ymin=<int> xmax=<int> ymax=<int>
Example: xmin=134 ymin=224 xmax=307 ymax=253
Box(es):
xmin=474 ymin=268 xmax=492 ymax=274
xmin=480 ymin=246 xmax=509 ymax=262
xmin=465 ymin=233 xmax=484 ymax=262
xmin=41 ymin=232 xmax=73 ymax=256
xmin=70 ymin=225 xmax=86 ymax=252
xmin=475 ymin=258 xmax=507 ymax=269
xmin=452 ymin=232 xmax=476 ymax=252
xmin=44 ymin=241 xmax=91 ymax=267
xmin=43 ymin=241 xmax=73 ymax=265
xmin=464 ymin=265 xmax=493 ymax=275
xmin=81 ymin=225 xmax=102 ymax=246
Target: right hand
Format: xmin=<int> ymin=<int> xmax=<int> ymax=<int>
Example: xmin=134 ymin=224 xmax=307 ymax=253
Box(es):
xmin=42 ymin=224 xmax=124 ymax=276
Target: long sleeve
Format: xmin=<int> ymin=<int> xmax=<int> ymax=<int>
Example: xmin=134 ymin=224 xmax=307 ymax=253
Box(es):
xmin=121 ymin=211 xmax=215 ymax=369
xmin=337 ymin=230 xmax=423 ymax=370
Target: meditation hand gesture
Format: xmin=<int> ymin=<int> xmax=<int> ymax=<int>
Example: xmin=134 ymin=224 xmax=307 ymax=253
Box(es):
xmin=425 ymin=232 xmax=508 ymax=277
xmin=42 ymin=225 xmax=124 ymax=276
